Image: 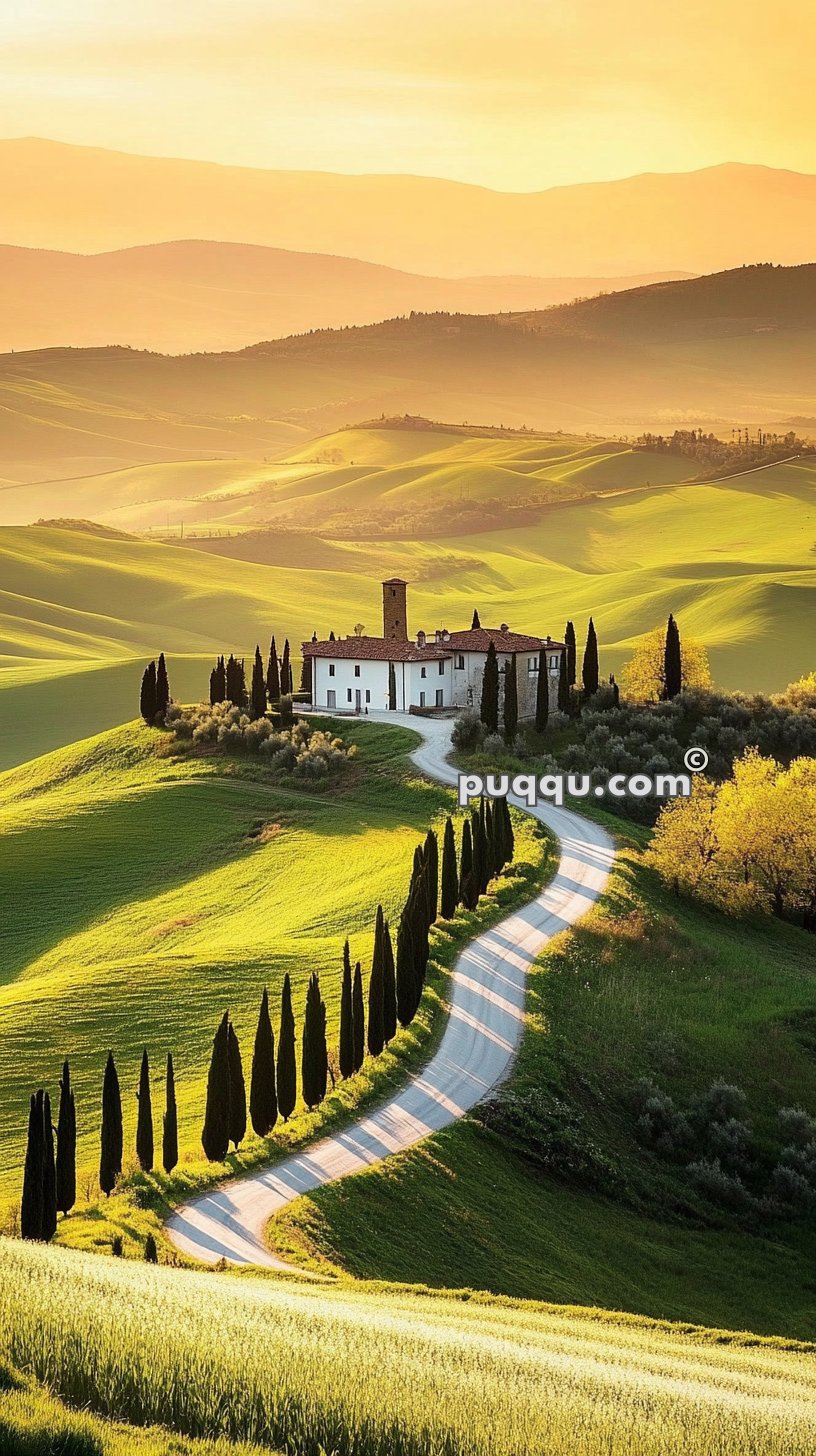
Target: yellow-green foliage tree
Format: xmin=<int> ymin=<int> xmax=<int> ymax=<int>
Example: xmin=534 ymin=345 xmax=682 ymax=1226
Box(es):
xmin=621 ymin=626 xmax=712 ymax=703
xmin=647 ymin=749 xmax=816 ymax=925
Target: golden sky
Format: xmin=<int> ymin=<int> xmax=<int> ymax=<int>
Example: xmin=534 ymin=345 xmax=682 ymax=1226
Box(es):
xmin=2 ymin=0 xmax=816 ymax=189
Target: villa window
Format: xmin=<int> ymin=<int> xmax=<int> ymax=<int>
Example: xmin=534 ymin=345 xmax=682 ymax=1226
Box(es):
xmin=365 ymin=689 xmax=371 ymax=704
xmin=455 ymin=654 xmax=465 ymax=669
xmin=347 ymin=688 xmax=353 ymax=702
xmin=528 ymin=656 xmax=538 ymax=675
xmin=354 ymin=664 xmax=361 ymax=677
xmin=549 ymin=654 xmax=559 ymax=670
xmin=438 ymin=660 xmax=445 ymax=675
xmin=420 ymin=666 xmax=426 ymax=678
xmin=328 ymin=664 xmax=335 ymax=677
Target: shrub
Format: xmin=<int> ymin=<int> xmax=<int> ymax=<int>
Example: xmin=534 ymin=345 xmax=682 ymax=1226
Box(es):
xmin=163 ymin=704 xmax=355 ymax=779
xmin=478 ymin=1089 xmax=618 ymax=1191
xmin=777 ymin=1105 xmax=816 ymax=1149
xmin=451 ymin=711 xmax=486 ymax=753
xmin=687 ymin=1157 xmax=753 ymax=1211
xmin=767 ymin=1163 xmax=815 ymax=1213
xmin=633 ymin=1079 xmax=692 ymax=1158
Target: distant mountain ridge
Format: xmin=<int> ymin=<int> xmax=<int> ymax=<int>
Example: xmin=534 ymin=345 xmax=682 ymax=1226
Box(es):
xmin=3 ymin=139 xmax=816 ymax=275
xmin=0 ymin=240 xmax=689 ymax=354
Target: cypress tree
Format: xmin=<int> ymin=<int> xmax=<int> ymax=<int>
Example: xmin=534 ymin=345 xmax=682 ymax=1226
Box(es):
xmin=388 ymin=661 xmax=397 ymax=710
xmin=535 ymin=648 xmax=549 ymax=733
xmin=140 ymin=661 xmax=157 ymax=723
xmin=144 ymin=1233 xmax=158 ymax=1263
xmin=209 ymin=666 xmax=218 ymax=706
xmin=201 ymin=1013 xmax=230 ymax=1161
xmin=300 ymin=653 xmax=312 ymax=698
xmin=485 ymin=799 xmax=496 ymax=881
xmin=55 ymin=1060 xmax=76 ymax=1217
xmin=266 ymin=636 xmax=281 ymax=702
xmin=557 ymin=649 xmax=570 ymax=712
xmin=503 ymin=654 xmax=518 ymax=744
xmin=210 ymin=655 xmax=226 ymax=704
xmin=155 ymin=652 xmax=170 ymax=720
xmin=423 ymin=828 xmax=439 ymax=924
xmin=582 ymin=618 xmax=599 ymax=697
xmin=471 ymin=808 xmax=486 ymax=901
xmin=382 ymin=920 xmax=397 ymax=1044
xmin=162 ymin=1053 xmax=178 ymax=1175
xmin=41 ymin=1091 xmax=57 ymax=1243
xmin=276 ymin=974 xmax=297 ymax=1121
xmin=471 ymin=608 xmax=481 ymax=629
xmin=396 ymin=911 xmax=416 ymax=1027
xmin=281 ymin=639 xmax=292 ymax=695
xmin=663 ymin=614 xmax=682 ymax=699
xmin=409 ymin=878 xmax=430 ymax=1009
xmin=501 ymin=796 xmax=515 ymax=866
xmin=135 ymin=1048 xmax=154 ymax=1172
xmin=99 ymin=1052 xmax=123 ymax=1196
xmin=21 ymin=1092 xmax=44 ymax=1240
xmin=368 ymin=905 xmax=386 ymax=1057
xmin=339 ymin=951 xmax=355 ymax=1078
xmin=479 ymin=641 xmax=499 ymax=731
xmin=250 ymin=645 xmax=267 ymax=720
xmin=565 ymin=620 xmax=577 ymax=686
xmin=227 ymin=1021 xmax=246 ymax=1149
xmin=459 ymin=817 xmax=477 ymax=910
xmin=440 ymin=815 xmax=459 ymax=918
xmin=249 ymin=988 xmax=277 ymax=1136
xmin=479 ymin=797 xmax=492 ymax=891
xmin=302 ymin=972 xmax=328 ymax=1110
xmin=352 ymin=961 xmax=365 ymax=1071
xmin=411 ymin=844 xmax=430 ymax=929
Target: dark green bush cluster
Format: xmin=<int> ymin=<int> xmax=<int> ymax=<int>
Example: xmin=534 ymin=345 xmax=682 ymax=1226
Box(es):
xmin=477 ymin=1089 xmax=618 ymax=1191
xmin=635 ymin=1078 xmax=816 ymax=1219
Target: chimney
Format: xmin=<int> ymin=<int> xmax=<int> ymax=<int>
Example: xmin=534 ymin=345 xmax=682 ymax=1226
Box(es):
xmin=382 ymin=578 xmax=408 ymax=641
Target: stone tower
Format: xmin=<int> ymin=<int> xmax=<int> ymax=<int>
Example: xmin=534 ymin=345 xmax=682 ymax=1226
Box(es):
xmin=382 ymin=578 xmax=408 ymax=640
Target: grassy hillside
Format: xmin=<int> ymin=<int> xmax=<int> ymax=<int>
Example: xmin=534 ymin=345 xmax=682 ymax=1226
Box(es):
xmin=4 ymin=265 xmax=816 ymax=484
xmin=3 ymin=1236 xmax=816 ymax=1456
xmin=269 ymin=824 xmax=816 ymax=1341
xmin=0 ymin=718 xmax=549 ymax=1224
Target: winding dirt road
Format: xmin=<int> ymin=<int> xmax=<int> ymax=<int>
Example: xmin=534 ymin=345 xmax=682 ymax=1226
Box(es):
xmin=167 ymin=713 xmax=614 ymax=1267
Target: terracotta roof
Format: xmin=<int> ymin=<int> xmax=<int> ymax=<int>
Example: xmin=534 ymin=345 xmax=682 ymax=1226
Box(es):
xmin=444 ymin=628 xmax=564 ymax=653
xmin=303 ymin=637 xmax=448 ymax=663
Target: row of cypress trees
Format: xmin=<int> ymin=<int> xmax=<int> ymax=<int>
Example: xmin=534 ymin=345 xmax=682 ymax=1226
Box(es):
xmin=208 ymin=637 xmax=296 ymax=716
xmin=478 ymin=618 xmax=602 ymax=740
xmin=22 ymin=1062 xmax=77 ymax=1240
xmin=140 ymin=653 xmax=171 ymax=725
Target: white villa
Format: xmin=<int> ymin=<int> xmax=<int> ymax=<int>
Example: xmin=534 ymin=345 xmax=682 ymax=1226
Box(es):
xmin=303 ymin=579 xmax=564 ymax=717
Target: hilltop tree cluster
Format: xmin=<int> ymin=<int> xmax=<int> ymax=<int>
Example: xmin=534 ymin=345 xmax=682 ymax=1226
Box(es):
xmin=140 ymin=653 xmax=171 ymax=725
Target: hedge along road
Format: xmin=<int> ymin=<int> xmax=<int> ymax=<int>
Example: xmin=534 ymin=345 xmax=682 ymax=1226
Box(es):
xmin=167 ymin=712 xmax=615 ymax=1268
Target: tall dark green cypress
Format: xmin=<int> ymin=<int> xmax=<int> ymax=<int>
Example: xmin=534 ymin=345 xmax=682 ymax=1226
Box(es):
xmin=211 ymin=655 xmax=226 ymax=705
xmin=201 ymin=1013 xmax=230 ymax=1161
xmin=479 ymin=796 xmax=491 ymax=892
xmin=408 ymin=878 xmax=430 ymax=1011
xmin=300 ymin=652 xmax=312 ymax=698
xmin=382 ymin=921 xmax=397 ymax=1044
xmin=135 ymin=1048 xmax=154 ymax=1172
xmin=140 ymin=660 xmax=157 ymax=723
xmin=368 ymin=905 xmax=386 ymax=1057
xmin=501 ymin=796 xmax=515 ymax=867
xmin=155 ymin=652 xmax=170 ymax=720
xmin=388 ymin=661 xmax=397 ymax=710
xmin=276 ymin=974 xmax=297 ymax=1121
xmin=266 ymin=635 xmax=281 ymax=702
xmin=440 ymin=815 xmax=459 ymax=919
xmin=396 ymin=911 xmax=416 ymax=1027
xmin=227 ymin=1021 xmax=246 ymax=1149
xmin=564 ymin=620 xmax=577 ymax=686
xmin=503 ymin=654 xmax=518 ymax=744
xmin=471 ymin=609 xmax=481 ymax=629
xmin=144 ymin=1232 xmax=159 ymax=1263
xmin=471 ymin=807 xmax=487 ymax=900
xmin=250 ymin=645 xmax=267 ymax=720
xmin=41 ymin=1091 xmax=57 ymax=1243
xmin=55 ymin=1060 xmax=76 ymax=1217
xmin=423 ymin=829 xmax=439 ymax=924
xmin=250 ymin=989 xmax=277 ymax=1136
xmin=281 ymin=639 xmax=292 ymax=695
xmin=162 ymin=1053 xmax=178 ymax=1174
xmin=663 ymin=613 xmax=682 ymax=699
xmin=479 ymin=640 xmax=499 ymax=732
xmin=582 ymin=618 xmax=599 ymax=697
xmin=209 ymin=666 xmax=218 ymax=706
xmin=352 ymin=961 xmax=365 ymax=1071
xmin=459 ymin=817 xmax=477 ymax=910
xmin=99 ymin=1052 xmax=123 ymax=1196
xmin=485 ymin=799 xmax=496 ymax=881
xmin=21 ymin=1092 xmax=44 ymax=1240
xmin=302 ymin=972 xmax=328 ymax=1110
xmin=535 ymin=648 xmax=549 ymax=733
xmin=339 ymin=951 xmax=355 ymax=1078
xmin=557 ymin=649 xmax=570 ymax=712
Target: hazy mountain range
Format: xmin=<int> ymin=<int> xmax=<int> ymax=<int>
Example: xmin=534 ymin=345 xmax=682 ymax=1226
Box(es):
xmin=4 ymin=138 xmax=816 ymax=277
xmin=0 ymin=242 xmax=689 ymax=354
xmin=2 ymin=265 xmax=814 ymax=488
